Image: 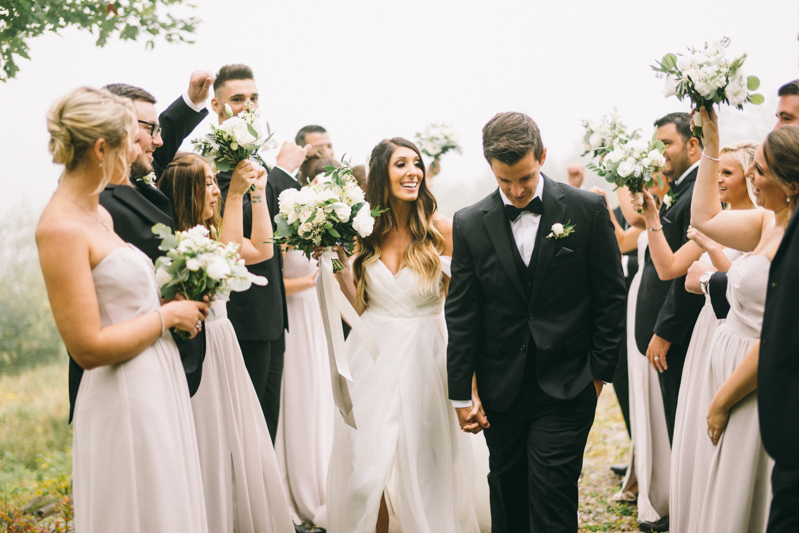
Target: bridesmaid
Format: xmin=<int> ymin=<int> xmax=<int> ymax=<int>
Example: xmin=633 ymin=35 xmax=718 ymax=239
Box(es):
xmin=691 ymin=108 xmax=799 ymax=532
xmin=38 ymin=87 xmax=210 ymax=532
xmin=159 ymin=153 xmax=294 ymax=533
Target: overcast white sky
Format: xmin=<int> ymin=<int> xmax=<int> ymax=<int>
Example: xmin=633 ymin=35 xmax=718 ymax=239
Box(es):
xmin=1 ymin=0 xmax=797 ymax=219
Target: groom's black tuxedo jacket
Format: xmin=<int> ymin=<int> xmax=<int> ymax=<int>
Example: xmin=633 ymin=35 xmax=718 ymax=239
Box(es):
xmin=634 ymin=167 xmax=705 ymax=354
xmin=446 ymin=175 xmax=626 ymax=411
xmin=759 ymin=206 xmax=799 ymax=467
xmin=67 ymin=96 xmax=208 ymax=423
xmin=217 ymin=166 xmax=301 ymax=341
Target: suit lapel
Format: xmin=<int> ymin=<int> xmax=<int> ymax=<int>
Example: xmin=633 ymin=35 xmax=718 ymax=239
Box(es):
xmin=109 ymin=184 xmax=173 ymax=227
xmin=482 ymin=190 xmax=526 ymax=298
xmin=529 ymin=175 xmax=566 ymax=305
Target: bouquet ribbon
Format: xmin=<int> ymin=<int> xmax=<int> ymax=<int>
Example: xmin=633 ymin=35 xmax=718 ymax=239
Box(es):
xmin=316 ymin=247 xmax=380 ymax=429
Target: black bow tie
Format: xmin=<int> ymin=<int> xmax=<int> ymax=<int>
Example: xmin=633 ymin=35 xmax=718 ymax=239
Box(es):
xmin=504 ymin=196 xmax=543 ymax=221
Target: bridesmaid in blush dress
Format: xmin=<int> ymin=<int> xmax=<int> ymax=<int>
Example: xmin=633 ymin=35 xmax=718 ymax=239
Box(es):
xmin=38 ymin=87 xmax=210 ymax=533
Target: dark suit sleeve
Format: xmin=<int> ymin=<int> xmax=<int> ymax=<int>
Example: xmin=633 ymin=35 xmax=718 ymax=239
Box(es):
xmin=708 ymin=271 xmax=730 ymax=319
xmin=266 ymin=167 xmax=301 ymax=228
xmin=445 ymin=214 xmax=482 ymax=402
xmin=153 ymin=96 xmax=209 ymax=177
xmin=654 ymin=202 xmax=705 ymax=344
xmin=586 ymin=195 xmax=627 ymax=383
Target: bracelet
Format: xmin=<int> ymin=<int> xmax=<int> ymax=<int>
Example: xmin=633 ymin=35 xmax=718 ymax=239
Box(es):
xmin=702 ymin=151 xmax=720 ymax=162
xmin=648 ymin=226 xmax=663 ymax=232
xmin=156 ymin=309 xmax=166 ymax=335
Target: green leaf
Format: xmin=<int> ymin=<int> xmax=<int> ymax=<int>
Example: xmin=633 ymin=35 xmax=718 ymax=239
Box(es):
xmin=275 ymin=216 xmax=292 ymax=238
xmin=748 ymin=93 xmax=765 ymax=105
xmin=216 ymin=158 xmax=231 ymax=172
xmin=653 ymin=140 xmax=665 ymax=152
xmin=328 ymin=227 xmax=341 ymax=238
xmin=158 ymin=233 xmax=178 ymax=251
xmin=662 ymin=53 xmax=678 ymax=69
xmin=747 ymin=76 xmax=760 ymax=91
xmin=247 ymin=123 xmax=259 ymax=138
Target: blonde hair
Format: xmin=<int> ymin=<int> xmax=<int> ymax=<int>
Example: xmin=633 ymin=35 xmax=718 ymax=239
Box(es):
xmin=352 ymin=138 xmax=445 ymax=307
xmin=47 ymin=87 xmax=137 ymax=192
xmin=720 ymin=141 xmax=759 ymax=207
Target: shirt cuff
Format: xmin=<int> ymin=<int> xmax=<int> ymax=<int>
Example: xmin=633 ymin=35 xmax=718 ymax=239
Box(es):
xmin=275 ymin=165 xmax=300 ymax=180
xmin=451 ymin=400 xmax=473 ymax=409
xmin=182 ymin=92 xmax=206 ymax=113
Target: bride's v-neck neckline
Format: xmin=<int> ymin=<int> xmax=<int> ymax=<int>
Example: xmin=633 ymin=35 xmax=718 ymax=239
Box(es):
xmin=377 ymin=258 xmax=405 ymax=278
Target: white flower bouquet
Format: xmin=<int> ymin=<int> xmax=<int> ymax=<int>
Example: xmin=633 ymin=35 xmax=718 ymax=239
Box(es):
xmin=192 ymin=102 xmax=277 ymax=192
xmin=581 ymin=109 xmax=638 ymax=160
xmin=152 ymin=223 xmax=267 ymax=336
xmin=414 ymin=122 xmax=462 ymax=160
xmin=587 ymin=135 xmax=667 ymax=211
xmin=652 ymin=37 xmax=764 ymax=137
xmin=272 ymin=163 xmax=386 ymax=272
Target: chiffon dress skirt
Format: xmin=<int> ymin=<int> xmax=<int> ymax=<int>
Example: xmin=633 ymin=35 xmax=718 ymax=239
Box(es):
xmin=190 ymin=299 xmax=294 ymax=533
xmin=696 ymin=254 xmax=774 ymax=533
xmin=323 ymin=257 xmax=482 ymax=533
xmin=72 ymin=245 xmax=208 ymax=533
xmin=617 ymin=233 xmax=670 ymax=522
xmin=276 ymin=249 xmax=335 ymax=525
xmin=669 ymin=249 xmax=742 ymax=533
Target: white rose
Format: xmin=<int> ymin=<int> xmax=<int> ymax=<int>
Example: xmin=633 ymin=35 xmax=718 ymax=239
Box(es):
xmin=588 ymin=132 xmax=603 ymax=149
xmin=331 ymin=202 xmax=352 ymax=222
xmin=647 ymin=149 xmax=666 ymax=167
xmin=606 ymin=149 xmax=626 ymax=164
xmin=676 ymin=55 xmax=692 ymax=71
xmin=205 ymin=255 xmax=231 ymax=281
xmin=155 ymin=268 xmax=173 ymax=287
xmin=627 ymin=139 xmax=649 ymax=155
xmin=299 ymin=222 xmax=313 ymax=236
xmin=286 ymin=210 xmax=300 ymax=225
xmin=551 ymin=223 xmax=565 ymax=236
xmin=617 ymin=159 xmax=636 ymax=178
xmin=343 ymin=185 xmax=365 ymax=205
xmin=694 ymin=81 xmax=712 ymax=98
xmin=295 ymin=188 xmax=317 ymax=207
xmin=186 ymin=258 xmax=202 ymax=271
xmin=726 ymin=75 xmax=748 ymax=106
xmin=352 ymin=204 xmax=375 ymax=237
xmin=278 ymin=188 xmax=299 ymax=214
xmin=229 ymin=119 xmax=257 ymax=146
xmin=664 ymin=74 xmax=680 ymax=98
xmin=313 ymin=209 xmax=327 ymax=225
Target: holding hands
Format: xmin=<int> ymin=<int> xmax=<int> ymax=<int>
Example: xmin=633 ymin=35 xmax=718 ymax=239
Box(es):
xmin=455 ymin=375 xmax=490 ymax=434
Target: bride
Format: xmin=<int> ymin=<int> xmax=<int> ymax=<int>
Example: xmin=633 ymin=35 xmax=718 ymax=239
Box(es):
xmin=319 ymin=138 xmax=483 ymax=533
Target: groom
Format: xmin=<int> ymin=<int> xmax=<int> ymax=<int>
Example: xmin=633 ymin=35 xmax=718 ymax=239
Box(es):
xmin=446 ymin=112 xmax=626 ymax=533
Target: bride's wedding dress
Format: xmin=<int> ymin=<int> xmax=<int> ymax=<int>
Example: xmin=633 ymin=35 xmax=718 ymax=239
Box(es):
xmin=323 ymin=257 xmax=485 ymax=533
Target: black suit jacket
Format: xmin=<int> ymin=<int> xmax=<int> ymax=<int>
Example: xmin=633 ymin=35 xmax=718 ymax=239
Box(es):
xmin=217 ymin=166 xmax=301 ymax=341
xmin=634 ymin=168 xmax=705 ymax=354
xmin=446 ymin=175 xmax=626 ymax=411
xmin=759 ymin=206 xmax=799 ymax=466
xmin=68 ymin=96 xmax=208 ymax=422
xmin=613 ymin=206 xmax=639 ymax=288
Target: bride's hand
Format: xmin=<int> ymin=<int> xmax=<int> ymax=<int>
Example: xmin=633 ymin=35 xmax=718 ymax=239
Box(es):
xmin=312 ymin=245 xmax=350 ymax=270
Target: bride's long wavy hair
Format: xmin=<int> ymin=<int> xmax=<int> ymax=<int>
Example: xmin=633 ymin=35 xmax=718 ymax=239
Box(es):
xmin=352 ymin=137 xmax=445 ymax=307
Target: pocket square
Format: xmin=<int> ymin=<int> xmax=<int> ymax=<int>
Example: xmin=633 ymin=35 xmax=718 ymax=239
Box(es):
xmin=555 ymin=247 xmax=573 ymax=258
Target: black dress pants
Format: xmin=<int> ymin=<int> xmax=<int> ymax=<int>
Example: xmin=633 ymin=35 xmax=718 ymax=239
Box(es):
xmin=656 ymin=341 xmax=688 ymax=444
xmin=612 ymin=331 xmax=631 ymax=438
xmin=239 ymin=334 xmax=285 ymax=444
xmin=483 ymin=366 xmax=597 ymax=533
xmin=767 ymin=460 xmax=799 ymax=533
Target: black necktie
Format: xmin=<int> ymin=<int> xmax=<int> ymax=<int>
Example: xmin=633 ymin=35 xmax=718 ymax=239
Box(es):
xmin=504 ymin=196 xmax=543 ymax=221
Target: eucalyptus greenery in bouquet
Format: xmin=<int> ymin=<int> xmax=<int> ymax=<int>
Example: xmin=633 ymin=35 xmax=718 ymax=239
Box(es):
xmin=652 ymin=37 xmax=764 ymax=137
xmin=414 ymin=123 xmax=462 ymax=160
xmin=581 ymin=109 xmax=639 ymax=160
xmin=192 ymin=102 xmax=276 ymax=192
xmin=152 ymin=223 xmax=267 ymax=337
xmin=271 ymin=162 xmax=387 ymax=272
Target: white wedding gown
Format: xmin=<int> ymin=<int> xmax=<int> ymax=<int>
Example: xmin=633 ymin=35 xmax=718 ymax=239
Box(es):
xmin=323 ymin=257 xmax=487 ymax=533
xmin=72 ymin=245 xmax=208 ymax=533
xmin=276 ymin=249 xmax=335 ymax=525
xmin=190 ymin=298 xmax=294 ymax=533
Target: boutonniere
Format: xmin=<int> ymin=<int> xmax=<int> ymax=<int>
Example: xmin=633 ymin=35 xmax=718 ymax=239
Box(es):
xmin=664 ymin=189 xmax=678 ymax=210
xmin=546 ymin=220 xmax=576 ymax=240
xmin=142 ymin=172 xmax=157 ymax=188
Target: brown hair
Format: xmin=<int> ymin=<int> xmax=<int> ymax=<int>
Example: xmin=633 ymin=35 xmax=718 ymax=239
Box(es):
xmin=103 ymin=83 xmax=157 ymax=104
xmin=482 ymin=112 xmax=545 ymax=165
xmin=763 ymin=125 xmax=799 ymax=211
xmin=159 ymin=152 xmax=222 ymax=231
xmin=352 ymin=138 xmax=445 ymax=306
xmin=213 ymin=64 xmax=254 ymax=94
xmin=777 ymin=79 xmax=799 ymax=97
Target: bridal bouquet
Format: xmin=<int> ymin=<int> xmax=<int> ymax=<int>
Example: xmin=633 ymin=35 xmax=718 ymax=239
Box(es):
xmin=581 ymin=109 xmax=638 ymax=160
xmin=272 ymin=163 xmax=387 ymax=272
xmin=152 ymin=223 xmax=267 ymax=336
xmin=652 ymin=37 xmax=764 ymax=137
xmin=414 ymin=123 xmax=462 ymax=160
xmin=587 ymin=136 xmax=667 ymax=211
xmin=192 ymin=102 xmax=276 ymax=192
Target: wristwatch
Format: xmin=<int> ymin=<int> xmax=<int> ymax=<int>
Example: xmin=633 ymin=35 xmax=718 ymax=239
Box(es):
xmin=699 ymin=271 xmax=713 ymax=295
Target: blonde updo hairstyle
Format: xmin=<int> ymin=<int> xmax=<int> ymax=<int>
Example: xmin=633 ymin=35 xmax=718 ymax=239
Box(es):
xmin=47 ymin=87 xmax=137 ymax=192
xmin=720 ymin=141 xmax=759 ymax=207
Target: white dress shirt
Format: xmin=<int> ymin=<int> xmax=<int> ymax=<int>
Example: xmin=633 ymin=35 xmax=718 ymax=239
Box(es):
xmin=451 ymin=177 xmax=545 ymax=410
xmin=673 ymin=160 xmax=700 ymax=188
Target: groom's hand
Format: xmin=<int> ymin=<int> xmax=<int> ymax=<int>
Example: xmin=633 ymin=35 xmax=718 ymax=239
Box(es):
xmin=647 ymin=334 xmax=671 ymax=373
xmin=456 ymin=405 xmax=489 ymax=434
xmin=593 ymin=379 xmax=604 ymax=398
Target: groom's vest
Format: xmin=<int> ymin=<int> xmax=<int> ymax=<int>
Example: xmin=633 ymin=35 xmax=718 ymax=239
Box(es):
xmin=507 ymin=222 xmax=541 ymax=368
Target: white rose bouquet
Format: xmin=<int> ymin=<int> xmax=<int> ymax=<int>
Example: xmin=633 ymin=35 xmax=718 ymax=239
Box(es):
xmin=192 ymin=102 xmax=277 ymax=192
xmin=587 ymin=135 xmax=667 ymax=212
xmin=581 ymin=109 xmax=638 ymax=160
xmin=271 ymin=163 xmax=387 ymax=272
xmin=414 ymin=122 xmax=462 ymax=160
xmin=152 ymin=223 xmax=267 ymax=337
xmin=652 ymin=37 xmax=764 ymax=137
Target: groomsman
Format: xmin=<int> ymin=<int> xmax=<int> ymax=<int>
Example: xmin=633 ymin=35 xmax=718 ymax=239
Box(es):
xmin=211 ymin=64 xmax=310 ymax=442
xmin=64 ymin=74 xmax=212 ymax=423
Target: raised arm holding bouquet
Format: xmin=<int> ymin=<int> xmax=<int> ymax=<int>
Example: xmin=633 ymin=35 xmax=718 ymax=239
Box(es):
xmin=652 ymin=37 xmax=764 ymax=137
xmin=415 ymin=122 xmax=462 ymax=176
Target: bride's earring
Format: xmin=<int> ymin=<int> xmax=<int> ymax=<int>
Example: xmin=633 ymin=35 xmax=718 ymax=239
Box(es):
xmin=99 ymin=161 xmax=103 ymax=168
